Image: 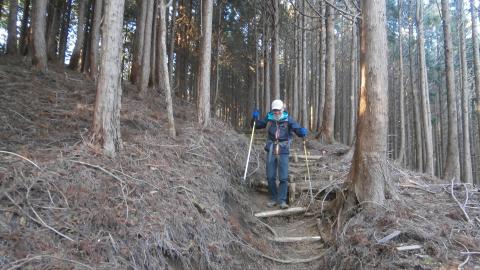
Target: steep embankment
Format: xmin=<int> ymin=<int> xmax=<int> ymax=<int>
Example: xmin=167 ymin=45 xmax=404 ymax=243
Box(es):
xmin=0 ymin=57 xmax=267 ymax=269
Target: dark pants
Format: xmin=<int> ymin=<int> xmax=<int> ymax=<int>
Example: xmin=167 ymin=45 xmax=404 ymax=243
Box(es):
xmin=266 ymin=153 xmax=289 ymax=204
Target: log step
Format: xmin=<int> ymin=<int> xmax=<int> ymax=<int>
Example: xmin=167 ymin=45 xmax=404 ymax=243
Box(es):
xmin=254 ymin=207 xmax=306 ymax=218
xmin=270 ymin=236 xmax=322 ymax=243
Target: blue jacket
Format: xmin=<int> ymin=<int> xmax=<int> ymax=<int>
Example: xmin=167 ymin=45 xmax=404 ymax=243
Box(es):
xmin=255 ymin=111 xmax=304 ymax=154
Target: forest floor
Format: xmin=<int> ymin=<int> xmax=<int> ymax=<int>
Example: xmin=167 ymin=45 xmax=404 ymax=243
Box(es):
xmin=0 ymin=56 xmax=479 ymax=269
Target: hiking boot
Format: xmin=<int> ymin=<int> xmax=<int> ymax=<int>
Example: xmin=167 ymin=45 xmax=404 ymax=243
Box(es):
xmin=266 ymin=201 xmax=277 ymax=207
xmin=280 ymin=202 xmax=289 ymax=209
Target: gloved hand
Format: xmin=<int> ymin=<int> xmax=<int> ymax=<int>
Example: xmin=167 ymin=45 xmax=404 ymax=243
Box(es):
xmin=252 ymin=109 xmax=260 ymax=120
xmin=298 ymin=127 xmax=308 ymax=137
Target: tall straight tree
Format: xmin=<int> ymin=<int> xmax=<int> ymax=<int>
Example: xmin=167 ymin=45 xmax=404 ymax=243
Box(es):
xmin=272 ymin=0 xmax=280 ymax=99
xmin=31 ymin=0 xmax=48 ymax=72
xmin=349 ymin=20 xmax=358 ymax=146
xmin=416 ymin=1 xmax=434 ymax=175
xmin=458 ymin=0 xmax=473 ymax=184
xmin=441 ymin=0 xmax=460 ymax=181
xmin=89 ymin=0 xmax=103 ymax=80
xmin=349 ymin=0 xmax=389 ymax=205
xmin=157 ymin=0 xmax=176 ymax=137
xmin=301 ymin=0 xmax=307 ymax=126
xmin=6 ymin=0 xmax=18 ymax=54
xmin=470 ymin=0 xmax=480 ymax=181
xmin=396 ymin=0 xmax=405 ymax=164
xmin=138 ymin=0 xmax=154 ymax=96
xmin=408 ymin=0 xmax=422 ymax=171
xmin=131 ymin=0 xmax=147 ymax=84
xmin=19 ymin=0 xmax=30 ymax=55
xmin=197 ymin=0 xmax=213 ymax=126
xmin=69 ymin=0 xmax=87 ymax=70
xmin=319 ymin=4 xmax=335 ymax=143
xmin=316 ymin=1 xmax=326 ymax=132
xmin=91 ymin=0 xmax=125 ymax=157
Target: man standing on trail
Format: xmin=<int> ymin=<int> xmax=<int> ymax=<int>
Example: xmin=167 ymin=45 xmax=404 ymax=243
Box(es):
xmin=252 ymin=99 xmax=308 ymax=209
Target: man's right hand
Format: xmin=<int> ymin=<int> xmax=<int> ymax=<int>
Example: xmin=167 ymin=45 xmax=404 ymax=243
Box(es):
xmin=252 ymin=109 xmax=260 ymax=120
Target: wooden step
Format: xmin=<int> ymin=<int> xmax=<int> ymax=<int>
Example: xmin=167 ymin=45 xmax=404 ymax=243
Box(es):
xmin=270 ymin=236 xmax=322 ymax=243
xmin=254 ymin=207 xmax=306 ymax=218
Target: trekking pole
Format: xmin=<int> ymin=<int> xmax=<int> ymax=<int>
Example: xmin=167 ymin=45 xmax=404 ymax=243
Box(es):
xmin=303 ymin=139 xmax=314 ymax=203
xmin=243 ymin=121 xmax=256 ymax=182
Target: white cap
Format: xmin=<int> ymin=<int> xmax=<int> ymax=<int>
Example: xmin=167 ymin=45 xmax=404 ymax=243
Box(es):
xmin=271 ymin=99 xmax=284 ymax=110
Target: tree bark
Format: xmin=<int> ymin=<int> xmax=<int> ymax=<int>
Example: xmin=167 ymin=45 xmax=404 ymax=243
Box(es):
xmin=131 ymin=0 xmax=147 ymax=84
xmin=263 ymin=15 xmax=271 ymax=115
xmin=408 ymin=0 xmax=422 ymax=172
xmin=349 ymin=0 xmax=389 ymax=205
xmin=396 ymin=0 xmax=405 ymax=164
xmin=301 ymin=0 xmax=308 ymax=127
xmin=6 ymin=0 xmax=18 ymax=54
xmin=46 ymin=0 xmax=64 ymax=60
xmin=441 ymin=0 xmax=460 ymax=181
xmin=349 ymin=20 xmax=357 ymax=146
xmin=316 ymin=1 xmax=326 ymax=132
xmin=458 ymin=0 xmax=473 ymax=183
xmin=470 ymin=0 xmax=480 ymax=183
xmin=168 ymin=0 xmax=177 ymax=83
xmin=91 ymin=0 xmax=125 ymax=157
xmin=89 ymin=0 xmax=103 ymax=80
xmin=157 ymin=0 xmax=176 ymax=137
xmin=19 ymin=0 xmax=30 ymax=55
xmin=196 ymin=0 xmax=213 ymax=126
xmin=416 ymin=1 xmax=434 ymax=175
xmin=319 ymin=4 xmax=335 ymax=143
xmin=272 ymin=0 xmax=280 ymax=100
xmin=31 ymin=0 xmax=48 ymax=72
xmin=138 ymin=0 xmax=154 ymax=96
xmin=69 ymin=0 xmax=87 ymax=70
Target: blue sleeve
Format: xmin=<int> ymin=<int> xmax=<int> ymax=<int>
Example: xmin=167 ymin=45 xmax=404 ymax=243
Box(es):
xmin=255 ymin=116 xmax=268 ymax=129
xmin=288 ymin=117 xmax=303 ymax=137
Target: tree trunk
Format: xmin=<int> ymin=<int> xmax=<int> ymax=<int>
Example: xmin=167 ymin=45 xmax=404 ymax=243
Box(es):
xmin=301 ymin=0 xmax=308 ymax=127
xmin=46 ymin=0 xmax=61 ymax=60
xmin=19 ymin=0 xmax=30 ymax=55
xmin=396 ymin=0 xmax=405 ymax=164
xmin=319 ymin=4 xmax=335 ymax=143
xmin=441 ymin=0 xmax=460 ymax=181
xmin=157 ymin=0 xmax=176 ymax=137
xmin=349 ymin=20 xmax=357 ymax=146
xmin=31 ymin=0 xmax=48 ymax=72
xmin=416 ymin=1 xmax=434 ymax=175
xmin=272 ymin=0 xmax=280 ymax=100
xmin=138 ymin=0 xmax=154 ymax=96
xmin=196 ymin=0 xmax=213 ymax=126
xmin=58 ymin=0 xmax=73 ymax=63
xmin=317 ymin=1 xmax=326 ymax=132
xmin=131 ymin=0 xmax=147 ymax=84
xmin=6 ymin=0 xmax=18 ymax=54
xmin=349 ymin=0 xmax=389 ymax=205
xmin=409 ymin=0 xmax=422 ymax=172
xmin=457 ymin=0 xmax=473 ymax=183
xmin=89 ymin=0 xmax=103 ymax=80
xmin=263 ymin=17 xmax=271 ymax=114
xmin=91 ymin=0 xmax=125 ymax=157
xmin=293 ymin=14 xmax=299 ymax=119
xmin=69 ymin=0 xmax=87 ymax=70
xmin=470 ymin=0 xmax=480 ymax=183
xmin=168 ymin=0 xmax=177 ymax=83
xmin=213 ymin=2 xmax=223 ymax=109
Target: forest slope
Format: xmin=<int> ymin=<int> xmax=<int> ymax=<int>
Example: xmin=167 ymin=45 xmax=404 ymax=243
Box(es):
xmin=0 ymin=58 xmax=480 ymax=269
xmin=0 ymin=57 xmax=265 ymax=269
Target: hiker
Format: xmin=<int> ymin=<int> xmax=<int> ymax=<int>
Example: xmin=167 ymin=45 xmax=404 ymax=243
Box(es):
xmin=252 ymin=99 xmax=308 ymax=209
